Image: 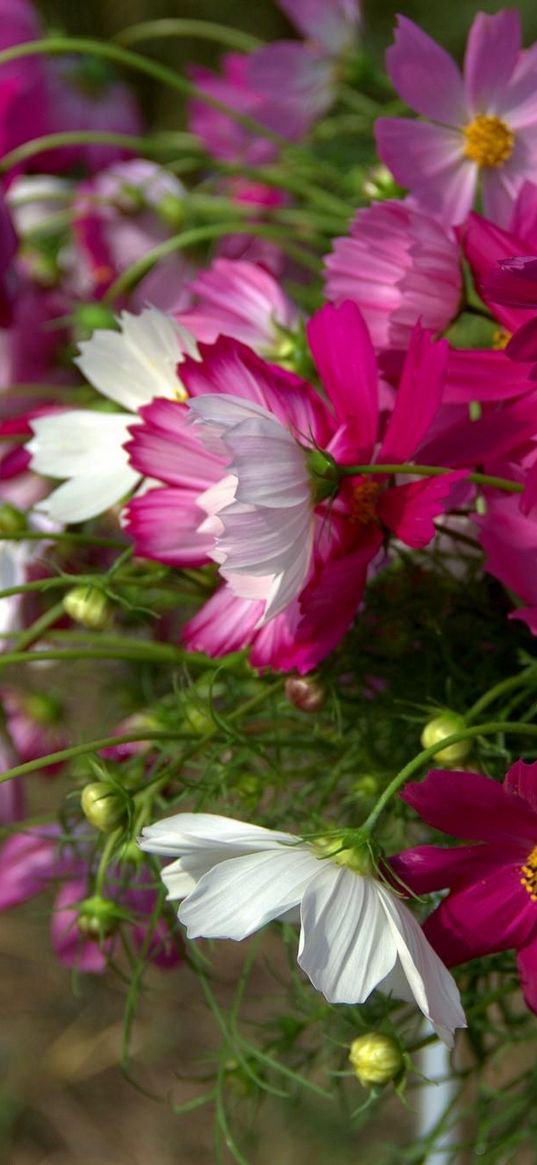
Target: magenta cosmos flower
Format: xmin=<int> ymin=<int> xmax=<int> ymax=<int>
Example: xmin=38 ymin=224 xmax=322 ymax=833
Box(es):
xmin=376 ymin=11 xmax=537 ymax=227
xmin=124 ymin=301 xmax=465 ymax=673
xmin=392 ymin=762 xmax=537 ymax=1014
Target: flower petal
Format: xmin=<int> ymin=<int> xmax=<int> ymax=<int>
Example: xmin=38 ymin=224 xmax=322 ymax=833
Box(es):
xmin=463 ymin=10 xmax=520 ymax=118
xmin=401 ymin=768 xmax=537 ymax=846
xmin=178 ymin=848 xmax=319 ymax=940
xmin=375 ymin=119 xmax=476 ymax=226
xmin=377 ymin=886 xmax=466 ymax=1046
xmin=306 ymin=301 xmax=378 ymax=459
xmin=298 ymin=866 xmax=397 ymax=1004
xmin=378 ymin=325 xmax=448 ymax=463
xmin=386 ymin=15 xmax=466 ymax=124
xmin=423 ymin=863 xmax=537 ymax=966
xmin=74 ymin=308 xmax=195 ymax=410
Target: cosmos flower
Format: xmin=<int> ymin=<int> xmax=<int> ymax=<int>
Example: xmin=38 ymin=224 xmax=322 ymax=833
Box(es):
xmin=376 ymin=11 xmax=537 ymax=226
xmin=139 ymin=811 xmax=466 ymax=1045
xmin=392 ymin=761 xmax=537 ymax=1015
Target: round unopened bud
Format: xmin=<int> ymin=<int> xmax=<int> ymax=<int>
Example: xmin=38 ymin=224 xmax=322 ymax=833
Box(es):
xmin=0 ymin=502 xmax=27 ymax=535
xmin=24 ymin=691 xmax=62 ymax=725
xmin=421 ymin=711 xmax=470 ymax=766
xmin=63 ymin=585 xmax=110 ymax=630
xmin=157 ymin=194 xmax=186 ymax=230
xmin=362 ymin=164 xmax=401 ymax=202
xmin=81 ymin=782 xmax=125 ymax=832
xmin=349 ymin=1033 xmax=404 ymax=1087
xmin=77 ymin=894 xmax=120 ymax=940
xmin=284 ymin=675 xmax=326 ymax=713
xmin=74 ymin=302 xmax=117 ymax=334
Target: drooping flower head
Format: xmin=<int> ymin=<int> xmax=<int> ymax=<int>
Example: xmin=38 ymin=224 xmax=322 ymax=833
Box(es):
xmin=376 ymin=11 xmax=537 ymax=226
xmin=392 ymin=761 xmax=537 ymax=1016
xmin=140 ymin=811 xmax=465 ymax=1045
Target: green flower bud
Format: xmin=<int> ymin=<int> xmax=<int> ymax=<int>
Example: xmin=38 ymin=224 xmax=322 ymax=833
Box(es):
xmin=23 ymin=691 xmax=63 ymax=726
xmin=349 ymin=1033 xmax=404 ymax=1087
xmin=81 ymin=782 xmax=125 ymax=832
xmin=157 ymin=194 xmax=186 ymax=230
xmin=77 ymin=894 xmax=121 ymax=940
xmin=421 ymin=711 xmax=470 ymax=766
xmin=0 ymin=503 xmax=27 ymax=535
xmin=63 ymin=585 xmax=110 ymax=630
xmin=284 ymin=675 xmax=326 ymax=713
xmin=74 ymin=302 xmax=118 ymax=335
xmin=362 ymin=165 xmax=402 ymax=202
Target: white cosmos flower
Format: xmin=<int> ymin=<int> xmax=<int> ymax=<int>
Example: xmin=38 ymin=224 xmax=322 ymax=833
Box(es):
xmin=139 ymin=812 xmax=466 ymax=1046
xmin=189 ymin=395 xmax=314 ymax=623
xmin=27 ymin=308 xmax=198 ymax=523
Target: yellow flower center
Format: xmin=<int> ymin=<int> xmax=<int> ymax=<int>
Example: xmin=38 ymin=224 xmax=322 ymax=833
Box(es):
xmin=350 ymin=479 xmax=381 ymax=526
xmin=492 ymin=328 xmax=512 ymax=350
xmin=521 ymin=845 xmax=537 ymax=901
xmin=463 ymin=115 xmax=514 ymax=168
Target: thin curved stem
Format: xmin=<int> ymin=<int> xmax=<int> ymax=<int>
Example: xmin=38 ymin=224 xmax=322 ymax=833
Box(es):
xmin=0 ymin=130 xmax=200 ymax=173
xmin=114 ymin=18 xmax=263 ymax=53
xmin=361 ymin=721 xmax=537 ymax=834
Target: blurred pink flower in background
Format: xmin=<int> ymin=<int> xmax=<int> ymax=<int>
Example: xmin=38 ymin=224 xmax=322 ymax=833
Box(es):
xmin=376 ymin=11 xmax=537 ymax=226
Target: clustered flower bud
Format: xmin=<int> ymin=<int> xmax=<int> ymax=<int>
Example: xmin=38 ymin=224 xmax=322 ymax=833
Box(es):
xmin=284 ymin=675 xmax=326 ymax=713
xmin=63 ymin=585 xmax=111 ymax=630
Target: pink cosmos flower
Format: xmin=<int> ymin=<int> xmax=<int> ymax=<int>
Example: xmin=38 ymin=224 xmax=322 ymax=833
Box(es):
xmin=72 ymin=160 xmax=194 ymax=312
xmin=178 ymin=257 xmax=299 ymax=354
xmin=125 ymin=301 xmax=466 ymax=672
xmin=324 ymin=199 xmax=462 ymax=350
xmin=188 ymin=53 xmax=278 ymax=166
xmin=475 ymin=491 xmax=537 ymax=637
xmin=0 ymin=828 xmax=181 ymax=973
xmin=376 ymin=11 xmax=537 ymax=227
xmin=0 ymin=686 xmax=66 ymax=774
xmin=391 ymin=761 xmax=537 ymax=1015
xmin=278 ymin=0 xmax=361 ymax=56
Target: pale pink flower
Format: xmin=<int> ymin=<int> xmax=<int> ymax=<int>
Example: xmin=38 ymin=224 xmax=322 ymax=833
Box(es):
xmin=376 ymin=11 xmax=537 ymax=226
xmin=278 ymin=0 xmax=361 ymax=56
xmin=324 ymin=199 xmax=462 ymax=349
xmin=178 ymin=257 xmax=299 ymax=354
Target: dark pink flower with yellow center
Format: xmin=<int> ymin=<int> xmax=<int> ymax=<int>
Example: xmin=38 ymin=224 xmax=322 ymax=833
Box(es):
xmin=376 ymin=11 xmax=537 ymax=227
xmin=392 ymin=762 xmax=537 ymax=1014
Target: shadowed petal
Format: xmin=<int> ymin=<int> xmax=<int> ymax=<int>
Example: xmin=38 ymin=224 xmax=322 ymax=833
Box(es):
xmin=298 ymin=866 xmax=396 ymax=1003
xmin=423 ymin=864 xmax=537 ymax=965
xmin=402 ymin=769 xmax=537 ymax=845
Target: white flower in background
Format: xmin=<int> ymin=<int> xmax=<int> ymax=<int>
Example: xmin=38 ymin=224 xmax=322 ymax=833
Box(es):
xmin=139 ymin=812 xmax=466 ymax=1046
xmin=27 ymin=308 xmax=198 ymax=523
xmin=189 ymin=395 xmax=315 ymax=623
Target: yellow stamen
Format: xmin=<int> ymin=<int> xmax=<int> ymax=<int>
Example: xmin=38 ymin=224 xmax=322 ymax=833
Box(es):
xmin=350 ymin=479 xmax=380 ymax=526
xmin=521 ymin=845 xmax=537 ymax=901
xmin=463 ymin=114 xmax=514 ymax=168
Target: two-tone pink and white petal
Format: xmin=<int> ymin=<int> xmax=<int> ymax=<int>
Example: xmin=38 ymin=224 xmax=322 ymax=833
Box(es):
xmin=189 ymin=394 xmax=314 ymax=622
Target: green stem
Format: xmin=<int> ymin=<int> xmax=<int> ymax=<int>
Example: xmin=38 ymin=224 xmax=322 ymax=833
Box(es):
xmin=362 ymin=721 xmax=537 ymax=834
xmin=466 ymin=667 xmax=537 ymax=724
xmin=114 ymin=18 xmax=263 ymax=52
xmin=6 ymin=600 xmax=65 ymax=654
xmin=103 ymin=220 xmax=319 ymax=301
xmin=336 ymin=462 xmax=523 ymax=495
xmin=0 ymin=38 xmax=286 ymax=149
xmin=0 ymin=680 xmax=282 ymax=785
xmin=0 ymin=130 xmax=200 ymax=174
